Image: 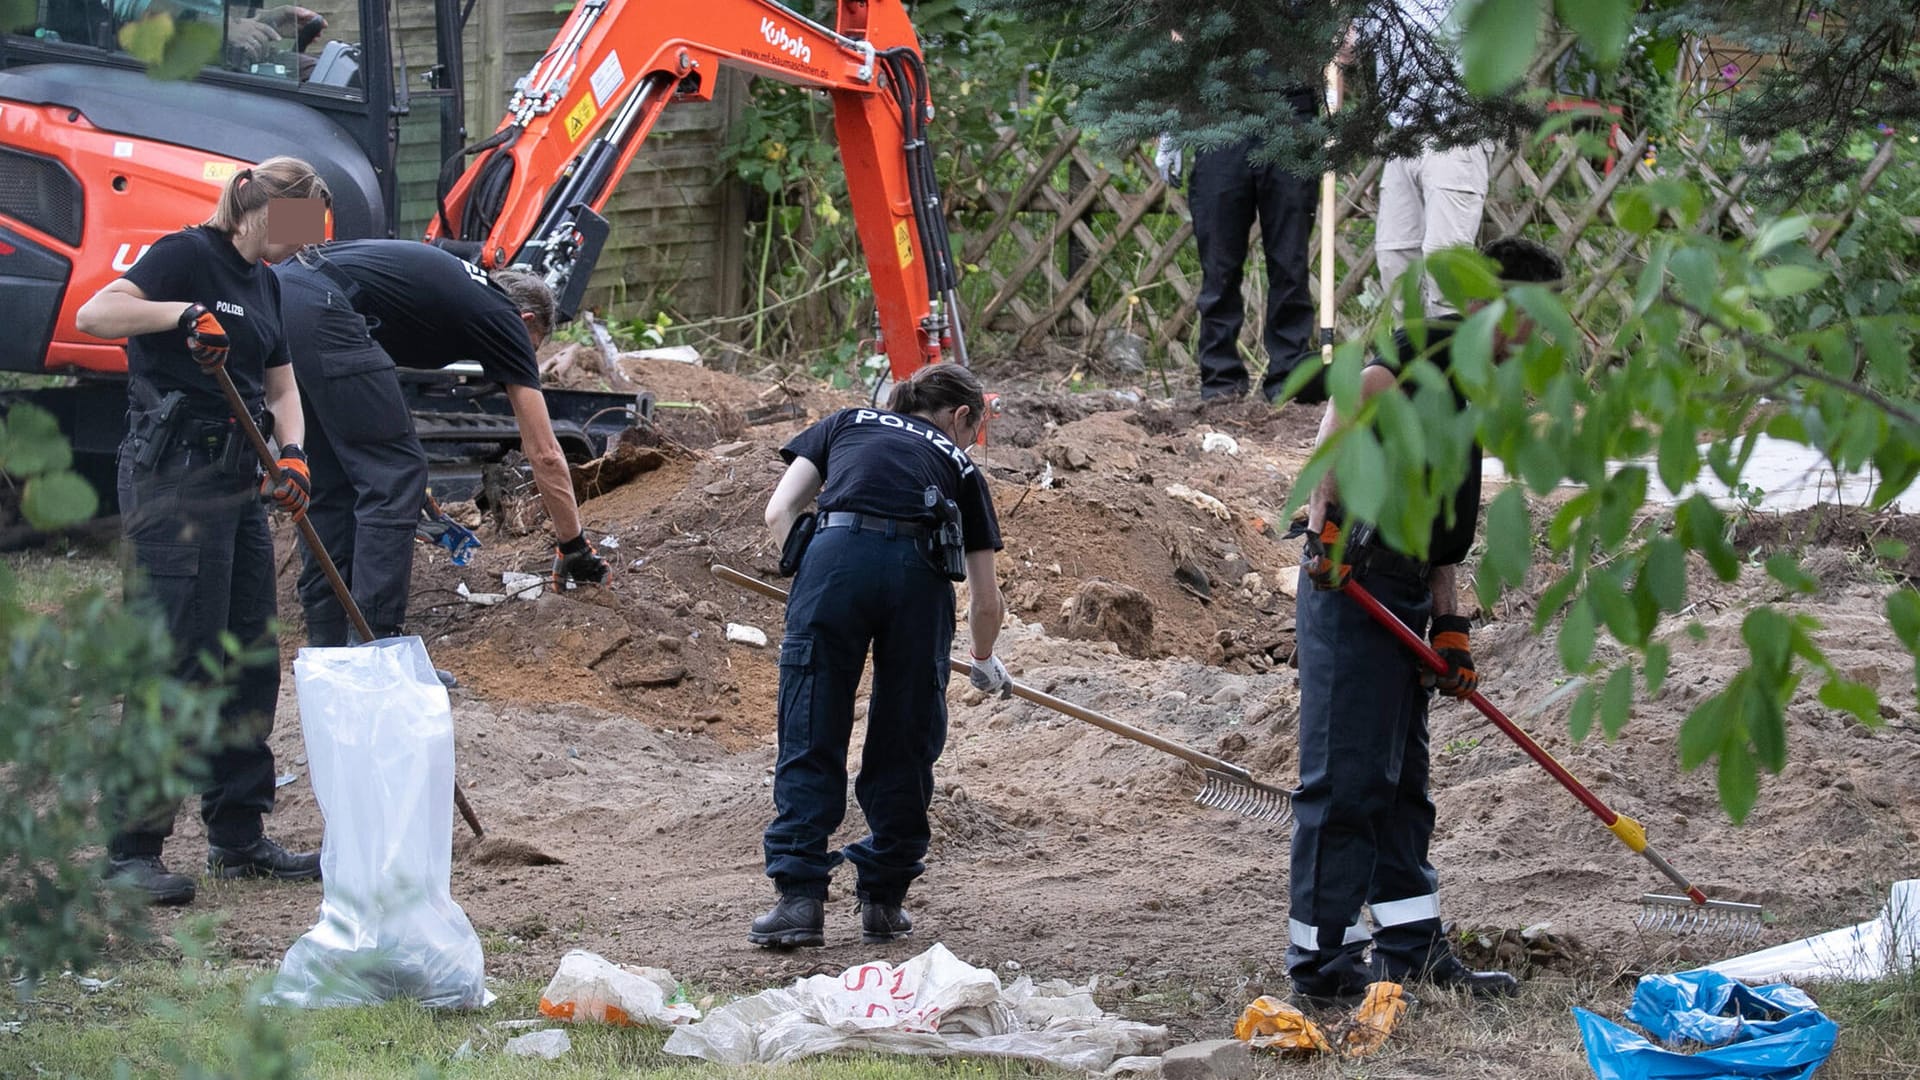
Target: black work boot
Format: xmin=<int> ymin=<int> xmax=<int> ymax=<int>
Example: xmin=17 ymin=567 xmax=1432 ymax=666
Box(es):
xmin=1415 ymin=955 xmax=1519 ymax=999
xmin=207 ymin=836 xmax=322 ymax=882
xmin=748 ymin=894 xmax=825 ymax=948
xmin=859 ymin=897 xmax=913 ymax=944
xmin=106 ymin=855 xmax=196 ymax=906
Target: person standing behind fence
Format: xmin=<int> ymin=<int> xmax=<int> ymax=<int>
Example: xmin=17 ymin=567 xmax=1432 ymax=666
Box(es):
xmin=1367 ymin=0 xmax=1492 ymax=319
xmin=75 ymin=156 xmax=329 ymax=906
xmin=751 ymin=363 xmax=1009 ymax=949
xmin=1159 ymin=78 xmax=1326 ymax=405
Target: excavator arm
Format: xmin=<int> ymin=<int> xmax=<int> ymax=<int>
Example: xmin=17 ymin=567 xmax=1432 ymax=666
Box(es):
xmin=426 ymin=0 xmax=965 ymax=380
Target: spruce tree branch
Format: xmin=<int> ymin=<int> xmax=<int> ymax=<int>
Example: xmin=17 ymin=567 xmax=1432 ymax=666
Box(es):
xmin=1661 ymin=291 xmax=1920 ymax=428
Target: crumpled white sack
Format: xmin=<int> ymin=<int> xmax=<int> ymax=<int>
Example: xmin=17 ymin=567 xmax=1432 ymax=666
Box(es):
xmin=1708 ymin=879 xmax=1920 ymax=983
xmin=503 ymin=1029 xmax=571 ymax=1059
xmin=537 ymin=949 xmax=700 ymax=1026
xmin=663 ymin=943 xmax=1165 ymax=1071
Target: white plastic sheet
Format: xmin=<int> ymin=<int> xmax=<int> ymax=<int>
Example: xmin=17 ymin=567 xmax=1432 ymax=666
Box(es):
xmin=270 ymin=638 xmax=491 ymax=1009
xmin=1709 ymin=879 xmax=1919 ymax=984
xmin=664 ymin=943 xmax=1165 ymax=1071
xmin=537 ymin=950 xmax=700 ymax=1026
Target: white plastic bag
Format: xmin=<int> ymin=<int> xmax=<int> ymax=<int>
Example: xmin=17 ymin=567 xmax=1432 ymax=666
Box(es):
xmin=664 ymin=943 xmax=1165 ymax=1070
xmin=538 ymin=950 xmax=701 ymax=1026
xmin=270 ymin=638 xmax=491 ymax=1009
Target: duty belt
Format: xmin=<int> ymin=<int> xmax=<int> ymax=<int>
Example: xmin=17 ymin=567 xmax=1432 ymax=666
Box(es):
xmin=1351 ymin=543 xmax=1431 ymax=582
xmin=818 ymin=511 xmax=930 ymax=539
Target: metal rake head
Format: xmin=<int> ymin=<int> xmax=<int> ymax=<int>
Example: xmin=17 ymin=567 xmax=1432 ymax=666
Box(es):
xmin=1194 ymin=770 xmax=1294 ymax=825
xmin=1636 ymin=894 xmax=1768 ymax=944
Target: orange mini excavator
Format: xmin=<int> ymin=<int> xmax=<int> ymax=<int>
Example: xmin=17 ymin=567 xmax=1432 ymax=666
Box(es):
xmin=0 ymin=0 xmax=963 ymax=511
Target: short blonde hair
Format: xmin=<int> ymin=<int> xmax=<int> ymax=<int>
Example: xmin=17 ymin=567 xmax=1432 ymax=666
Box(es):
xmin=203 ymin=156 xmax=331 ymax=234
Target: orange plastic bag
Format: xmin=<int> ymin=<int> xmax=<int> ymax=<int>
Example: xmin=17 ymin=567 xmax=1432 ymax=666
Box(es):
xmin=1233 ymin=995 xmax=1332 ymax=1055
xmin=1342 ymin=981 xmax=1411 ymax=1059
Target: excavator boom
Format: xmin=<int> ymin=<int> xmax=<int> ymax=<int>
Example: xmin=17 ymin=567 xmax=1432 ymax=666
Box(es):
xmin=428 ymin=0 xmax=964 ymax=380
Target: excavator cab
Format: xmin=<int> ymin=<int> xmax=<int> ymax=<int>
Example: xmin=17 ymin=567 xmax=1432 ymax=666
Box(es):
xmin=1 ymin=0 xmax=468 ymax=376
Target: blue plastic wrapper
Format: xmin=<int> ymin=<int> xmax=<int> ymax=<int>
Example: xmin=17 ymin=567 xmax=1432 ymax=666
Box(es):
xmin=1574 ymin=971 xmax=1837 ymax=1080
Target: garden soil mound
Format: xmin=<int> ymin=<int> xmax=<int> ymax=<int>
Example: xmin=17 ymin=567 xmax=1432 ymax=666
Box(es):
xmin=178 ymin=357 xmax=1919 ymax=1003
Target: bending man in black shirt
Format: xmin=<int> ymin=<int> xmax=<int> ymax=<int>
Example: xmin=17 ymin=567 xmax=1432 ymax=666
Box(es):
xmin=275 ymin=240 xmax=609 ymax=651
xmin=1287 ymin=236 xmax=1566 ymax=1005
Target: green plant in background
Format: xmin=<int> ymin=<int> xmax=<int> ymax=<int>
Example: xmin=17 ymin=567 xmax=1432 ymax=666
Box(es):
xmin=722 ymin=0 xmax=1080 ymax=376
xmin=0 ymin=403 xmax=228 ymax=985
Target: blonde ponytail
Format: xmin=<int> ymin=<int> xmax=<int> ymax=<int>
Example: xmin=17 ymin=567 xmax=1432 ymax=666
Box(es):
xmin=204 ymin=156 xmax=331 ymax=234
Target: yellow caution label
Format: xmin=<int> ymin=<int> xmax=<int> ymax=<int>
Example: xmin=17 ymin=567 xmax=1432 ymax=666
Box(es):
xmin=894 ymin=220 xmax=914 ymax=268
xmin=203 ymin=162 xmax=239 ymax=181
xmin=564 ymin=94 xmax=598 ymax=143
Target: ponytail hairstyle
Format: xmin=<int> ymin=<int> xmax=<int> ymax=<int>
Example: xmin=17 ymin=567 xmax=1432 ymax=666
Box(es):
xmin=203 ymin=156 xmax=331 ymax=235
xmin=887 ymin=363 xmax=986 ymax=420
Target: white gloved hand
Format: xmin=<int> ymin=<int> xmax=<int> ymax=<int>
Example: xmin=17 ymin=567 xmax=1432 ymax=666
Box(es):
xmin=967 ymin=652 xmax=1012 ymax=699
xmin=1154 ymin=132 xmax=1183 ymax=186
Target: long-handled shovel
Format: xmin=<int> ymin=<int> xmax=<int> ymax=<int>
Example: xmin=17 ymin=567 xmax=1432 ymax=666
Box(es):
xmin=212 ymin=367 xmax=487 ymax=839
xmin=710 ymin=564 xmax=1293 ymax=824
xmin=1339 ymin=577 xmax=1766 ymax=941
xmin=1317 ymin=61 xmax=1342 ymax=372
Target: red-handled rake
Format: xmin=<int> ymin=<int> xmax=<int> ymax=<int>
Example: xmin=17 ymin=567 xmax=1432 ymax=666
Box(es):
xmin=1339 ymin=578 xmax=1767 ymax=942
xmin=711 ymin=564 xmax=1294 ymax=824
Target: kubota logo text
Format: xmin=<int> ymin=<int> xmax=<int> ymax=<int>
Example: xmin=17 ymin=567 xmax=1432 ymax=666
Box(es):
xmin=760 ymin=18 xmax=812 ymax=64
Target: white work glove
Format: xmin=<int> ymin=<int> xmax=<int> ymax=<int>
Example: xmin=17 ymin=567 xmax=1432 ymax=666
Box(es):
xmin=968 ymin=652 xmax=1012 ymax=699
xmin=1154 ymin=133 xmax=1183 ymax=186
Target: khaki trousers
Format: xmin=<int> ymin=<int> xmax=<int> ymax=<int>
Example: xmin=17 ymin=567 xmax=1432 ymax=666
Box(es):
xmin=1376 ymin=142 xmax=1492 ymax=317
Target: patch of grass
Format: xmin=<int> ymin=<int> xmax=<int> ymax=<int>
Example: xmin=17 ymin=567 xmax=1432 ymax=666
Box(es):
xmin=1814 ymin=967 xmax=1920 ymax=1079
xmin=2 ymin=545 xmax=120 ymax=612
xmin=0 ymin=962 xmax=1070 ymax=1080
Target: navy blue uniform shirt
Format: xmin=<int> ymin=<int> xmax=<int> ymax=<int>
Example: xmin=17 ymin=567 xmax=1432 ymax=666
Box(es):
xmin=300 ymin=240 xmax=542 ymax=389
xmin=1366 ymin=319 xmax=1481 ymax=566
xmin=782 ymin=408 xmax=1004 ymax=553
xmin=122 ymin=225 xmax=288 ymax=417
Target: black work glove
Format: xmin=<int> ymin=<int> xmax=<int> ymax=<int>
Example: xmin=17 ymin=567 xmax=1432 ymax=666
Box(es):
xmin=262 ymin=443 xmax=311 ymax=521
xmin=180 ymin=303 xmax=230 ymax=372
xmin=1302 ymin=520 xmax=1351 ymax=591
xmin=1422 ymin=614 xmax=1478 ymax=699
xmin=552 ymin=533 xmax=610 ymax=590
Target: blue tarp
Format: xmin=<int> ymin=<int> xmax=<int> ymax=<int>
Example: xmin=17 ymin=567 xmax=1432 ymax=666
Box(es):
xmin=1575 ymin=970 xmax=1838 ymax=1080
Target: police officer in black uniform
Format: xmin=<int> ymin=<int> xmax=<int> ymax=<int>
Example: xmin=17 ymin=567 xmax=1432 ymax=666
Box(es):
xmin=1288 ymin=237 xmax=1566 ymax=1002
xmin=273 ymin=240 xmax=608 ymax=653
xmin=75 ymin=156 xmax=330 ymax=906
xmin=750 ymin=364 xmax=1010 ymax=947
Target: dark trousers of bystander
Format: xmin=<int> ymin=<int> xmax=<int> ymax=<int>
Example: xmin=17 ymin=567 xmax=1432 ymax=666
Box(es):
xmin=1189 ymin=138 xmax=1319 ymax=402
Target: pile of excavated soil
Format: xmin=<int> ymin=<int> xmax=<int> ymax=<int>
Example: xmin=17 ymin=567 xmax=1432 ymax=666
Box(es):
xmin=225 ymin=362 xmax=1920 ymax=1015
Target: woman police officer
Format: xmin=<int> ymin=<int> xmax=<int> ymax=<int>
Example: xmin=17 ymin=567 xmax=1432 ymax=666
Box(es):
xmin=751 ymin=363 xmax=1011 ymax=947
xmin=76 ymin=156 xmax=330 ymax=906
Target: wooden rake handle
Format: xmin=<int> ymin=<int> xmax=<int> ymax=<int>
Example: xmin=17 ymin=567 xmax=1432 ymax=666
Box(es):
xmin=1318 ymin=61 xmax=1342 ymax=366
xmin=708 ymin=564 xmax=1259 ymax=782
xmin=212 ymin=367 xmax=486 ymax=840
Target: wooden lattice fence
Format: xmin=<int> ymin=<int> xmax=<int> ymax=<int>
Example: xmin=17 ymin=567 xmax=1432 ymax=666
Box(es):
xmin=945 ymin=120 xmax=1896 ymax=373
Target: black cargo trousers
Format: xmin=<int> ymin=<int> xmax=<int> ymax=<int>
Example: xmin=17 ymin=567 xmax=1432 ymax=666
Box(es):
xmin=763 ymin=522 xmax=956 ymax=907
xmin=110 ymin=395 xmax=281 ymax=858
xmin=276 ymin=260 xmax=430 ymax=644
xmin=1287 ymin=559 xmax=1451 ymax=997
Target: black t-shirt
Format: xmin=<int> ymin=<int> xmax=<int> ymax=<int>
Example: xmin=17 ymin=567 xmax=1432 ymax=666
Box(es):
xmin=122 ymin=225 xmax=288 ymax=416
xmin=1366 ymin=320 xmax=1481 ymax=567
xmin=782 ymin=408 xmax=1004 ymax=553
xmin=300 ymin=240 xmax=542 ymax=389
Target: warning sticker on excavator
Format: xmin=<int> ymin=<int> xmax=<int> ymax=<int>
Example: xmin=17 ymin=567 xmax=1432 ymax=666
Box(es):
xmin=203 ymin=162 xmax=239 ymax=182
xmin=894 ymin=221 xmax=914 ymax=268
xmin=565 ymin=94 xmax=598 ymax=143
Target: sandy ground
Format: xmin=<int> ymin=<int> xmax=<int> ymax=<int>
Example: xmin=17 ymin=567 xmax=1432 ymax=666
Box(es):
xmin=137 ymin=357 xmax=1920 ymax=1069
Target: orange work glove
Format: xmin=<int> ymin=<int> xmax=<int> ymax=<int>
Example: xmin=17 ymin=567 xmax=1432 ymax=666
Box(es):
xmin=264 ymin=443 xmax=310 ymax=520
xmin=1423 ymin=614 xmax=1478 ymax=698
xmin=179 ymin=303 xmax=230 ymax=372
xmin=1303 ymin=519 xmax=1351 ymax=591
